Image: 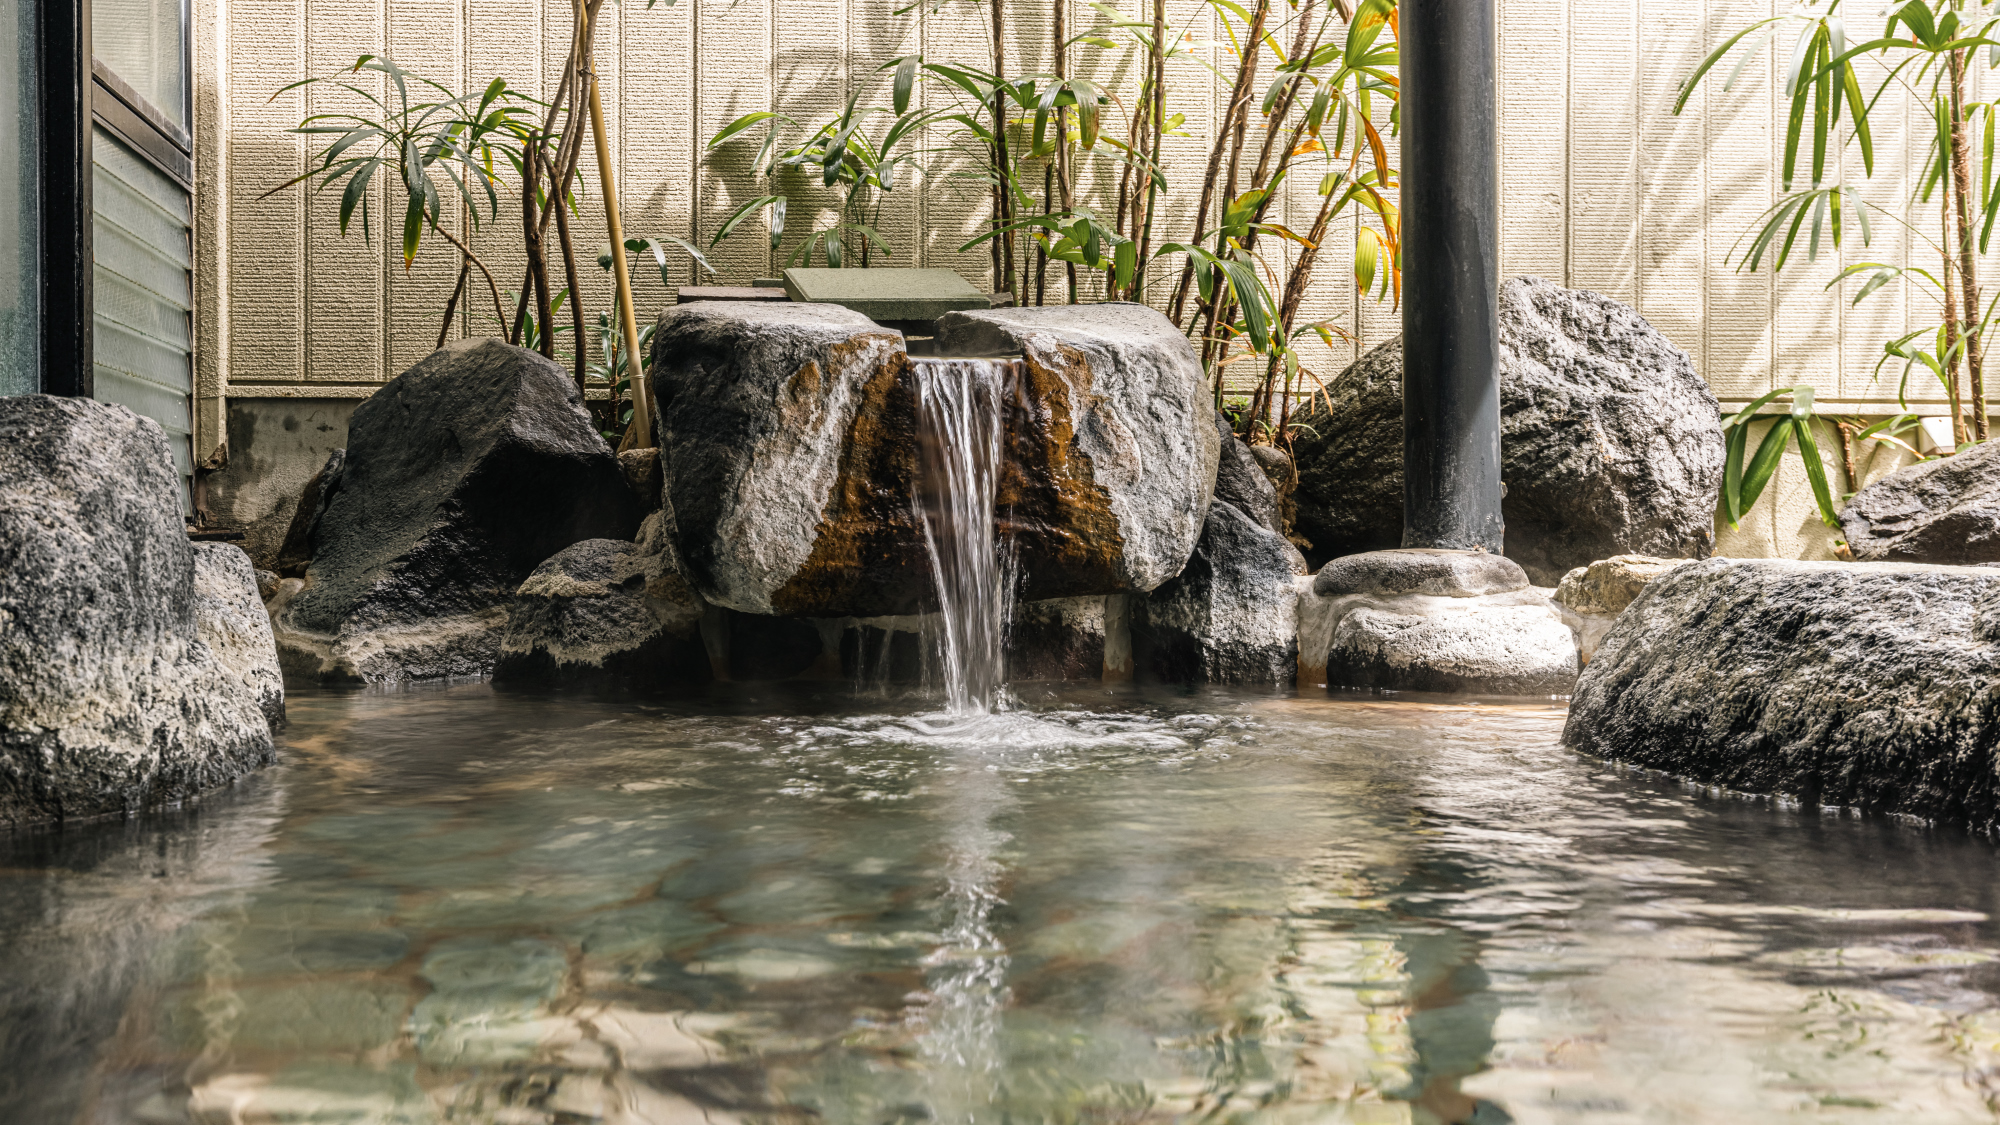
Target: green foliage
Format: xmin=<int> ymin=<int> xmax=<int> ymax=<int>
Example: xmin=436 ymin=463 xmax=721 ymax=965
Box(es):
xmin=267 ymin=54 xmax=535 ymax=269
xmin=1682 ymin=0 xmax=1994 ymax=461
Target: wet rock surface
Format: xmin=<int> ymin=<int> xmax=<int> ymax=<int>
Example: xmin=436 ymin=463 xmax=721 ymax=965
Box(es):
xmin=493 ymin=514 xmax=710 ymax=693
xmin=1314 ymin=548 xmax=1529 ymax=599
xmin=0 ymin=396 xmax=279 ymax=826
xmin=1009 ymin=596 xmax=1125 ymax=681
xmin=649 ymin=301 xmax=916 ymax=617
xmin=1136 ymin=500 xmax=1305 ymax=687
xmin=937 ymin=302 xmax=1220 ymax=599
xmin=653 ymin=301 xmax=1218 ymax=619
xmin=192 ymin=543 xmax=286 ymax=729
xmin=1299 ymin=549 xmax=1575 ymax=695
xmin=1290 ymin=277 xmax=1723 ymax=583
xmin=275 ymin=339 xmax=638 ymax=684
xmin=1841 ymin=438 xmax=2000 ymax=564
xmin=1565 ymin=558 xmax=2000 ymax=834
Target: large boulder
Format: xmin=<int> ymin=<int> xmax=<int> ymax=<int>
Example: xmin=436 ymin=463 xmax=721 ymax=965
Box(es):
xmin=493 ymin=514 xmax=710 ymax=692
xmin=1291 ymin=277 xmax=1724 ymax=584
xmin=937 ymin=303 xmax=1220 ymax=600
xmin=1135 ymin=500 xmax=1305 ymax=687
xmin=275 ymin=339 xmax=639 ymax=683
xmin=651 ymin=301 xmax=1219 ymax=618
xmin=1565 ymin=559 xmax=2000 ymax=835
xmin=649 ymin=301 xmax=916 ymax=617
xmin=1840 ymin=438 xmax=2000 ymax=564
xmin=0 ymin=396 xmax=280 ymax=827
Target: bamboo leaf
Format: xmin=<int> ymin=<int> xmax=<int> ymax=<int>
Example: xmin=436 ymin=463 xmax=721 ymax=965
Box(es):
xmin=1738 ymin=416 xmax=1795 ymax=515
xmin=894 ymin=55 xmax=918 ymax=116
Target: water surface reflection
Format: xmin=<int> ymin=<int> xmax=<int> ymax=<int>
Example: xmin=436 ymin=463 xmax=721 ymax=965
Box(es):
xmin=3 ymin=684 xmax=1998 ymax=1124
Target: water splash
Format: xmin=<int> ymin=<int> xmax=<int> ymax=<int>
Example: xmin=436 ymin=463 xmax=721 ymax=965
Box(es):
xmin=912 ymin=357 xmax=1013 ymax=715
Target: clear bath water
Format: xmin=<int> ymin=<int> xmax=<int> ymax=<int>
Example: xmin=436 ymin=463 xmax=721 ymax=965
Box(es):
xmin=5 ymin=683 xmax=2000 ymax=1124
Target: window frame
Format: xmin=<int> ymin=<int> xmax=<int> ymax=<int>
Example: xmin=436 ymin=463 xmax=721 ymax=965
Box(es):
xmin=36 ymin=0 xmax=195 ymax=398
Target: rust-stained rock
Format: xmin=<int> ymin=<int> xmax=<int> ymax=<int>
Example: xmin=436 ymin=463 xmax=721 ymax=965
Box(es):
xmin=649 ymin=301 xmax=922 ymax=617
xmin=937 ymin=302 xmax=1220 ymax=599
xmin=651 ymin=300 xmax=1220 ymax=619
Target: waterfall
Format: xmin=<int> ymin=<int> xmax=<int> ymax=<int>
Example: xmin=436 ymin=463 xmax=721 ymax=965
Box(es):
xmin=911 ymin=356 xmax=1011 ymax=715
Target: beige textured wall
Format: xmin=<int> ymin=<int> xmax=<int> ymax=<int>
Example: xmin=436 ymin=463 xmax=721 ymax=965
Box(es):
xmin=190 ymin=1 xmax=1985 ymax=557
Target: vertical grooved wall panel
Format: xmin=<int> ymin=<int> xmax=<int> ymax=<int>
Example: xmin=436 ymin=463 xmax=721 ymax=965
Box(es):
xmin=209 ymin=0 xmax=1976 ymax=410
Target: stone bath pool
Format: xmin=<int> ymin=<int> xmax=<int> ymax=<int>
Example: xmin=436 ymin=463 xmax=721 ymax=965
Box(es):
xmin=5 ymin=684 xmax=2000 ymax=1124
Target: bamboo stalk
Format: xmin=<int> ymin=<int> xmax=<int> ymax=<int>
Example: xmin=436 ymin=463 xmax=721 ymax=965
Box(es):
xmin=1949 ymin=47 xmax=1989 ymax=443
xmin=584 ymin=28 xmax=651 ymax=450
xmin=522 ymin=133 xmax=556 ymax=357
xmin=1169 ymin=0 xmax=1269 ymax=325
xmin=1943 ymin=189 xmax=1968 ymax=448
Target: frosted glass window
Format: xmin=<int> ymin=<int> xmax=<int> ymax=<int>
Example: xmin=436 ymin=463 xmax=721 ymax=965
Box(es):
xmin=0 ymin=0 xmax=37 ymax=395
xmin=93 ymin=0 xmax=186 ymax=127
xmin=92 ymin=128 xmax=192 ymax=482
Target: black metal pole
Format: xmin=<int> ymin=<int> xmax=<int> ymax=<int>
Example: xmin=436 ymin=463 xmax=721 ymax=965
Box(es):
xmin=1400 ymin=0 xmax=1503 ymax=553
xmin=39 ymin=0 xmax=93 ymax=398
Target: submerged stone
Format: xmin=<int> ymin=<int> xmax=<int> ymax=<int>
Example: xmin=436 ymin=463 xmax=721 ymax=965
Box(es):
xmin=1291 ymin=277 xmax=1724 ymax=583
xmin=1566 ymin=558 xmax=2000 ymax=834
xmin=492 ymin=514 xmax=709 ymax=693
xmin=274 ymin=338 xmax=639 ymax=683
xmin=0 ymin=395 xmax=280 ymax=827
xmin=1841 ymin=438 xmax=2000 ymax=564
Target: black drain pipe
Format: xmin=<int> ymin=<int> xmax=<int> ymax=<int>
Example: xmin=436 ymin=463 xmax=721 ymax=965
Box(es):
xmin=1400 ymin=0 xmax=1504 ymax=553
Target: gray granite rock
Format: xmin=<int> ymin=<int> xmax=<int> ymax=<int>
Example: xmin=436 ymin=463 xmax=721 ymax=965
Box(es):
xmin=649 ymin=301 xmax=914 ymax=617
xmin=1323 ymin=601 xmax=1577 ymax=696
xmin=1136 ymin=500 xmax=1305 ymax=687
xmin=1553 ymin=554 xmax=1693 ymax=615
xmin=937 ymin=302 xmax=1221 ymax=599
xmin=1248 ymin=443 xmax=1305 ymax=548
xmin=275 ymin=338 xmax=639 ymax=683
xmin=618 ymin=447 xmax=663 ymax=514
xmin=1840 ymin=438 xmax=2000 ymax=564
xmin=191 ymin=543 xmax=286 ymax=728
xmin=493 ymin=514 xmax=710 ymax=692
xmin=1291 ymin=277 xmax=1724 ymax=583
xmin=273 ymin=447 xmax=343 ymax=579
xmin=653 ymin=301 xmax=1219 ymax=618
xmin=0 ymin=396 xmax=278 ymax=827
xmin=1565 ymin=558 xmax=2000 ymax=834
xmin=1553 ymin=554 xmax=1696 ymax=663
xmin=1314 ymin=548 xmax=1529 ymax=598
xmin=1214 ymin=412 xmax=1285 ymax=539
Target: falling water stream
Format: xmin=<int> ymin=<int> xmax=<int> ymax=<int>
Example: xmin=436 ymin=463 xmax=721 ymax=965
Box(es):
xmin=912 ymin=356 xmax=1013 ymax=716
